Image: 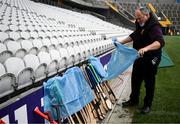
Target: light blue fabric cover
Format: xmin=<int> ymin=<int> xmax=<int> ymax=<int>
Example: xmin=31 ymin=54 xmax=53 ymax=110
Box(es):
xmin=44 ymin=67 xmax=95 ymax=119
xmin=88 ymin=40 xmax=139 ymax=81
xmin=88 ymin=56 xmax=108 ymax=78
xmin=103 ymin=41 xmax=139 ymax=80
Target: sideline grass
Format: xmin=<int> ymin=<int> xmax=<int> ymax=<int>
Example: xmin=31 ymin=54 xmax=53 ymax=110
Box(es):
xmin=132 ymin=36 xmax=180 ymax=123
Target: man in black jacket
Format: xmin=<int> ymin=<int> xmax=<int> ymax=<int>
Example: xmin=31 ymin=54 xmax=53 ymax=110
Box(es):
xmin=117 ymin=7 xmax=165 ymax=114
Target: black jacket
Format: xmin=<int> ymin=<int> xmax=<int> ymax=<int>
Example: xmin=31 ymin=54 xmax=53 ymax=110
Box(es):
xmin=130 ymin=12 xmax=165 ymax=57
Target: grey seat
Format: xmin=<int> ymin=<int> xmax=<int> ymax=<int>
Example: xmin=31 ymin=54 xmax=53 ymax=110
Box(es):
xmin=20 ymin=40 xmax=38 ymax=55
xmin=0 ymin=43 xmax=13 ymax=63
xmin=38 ymin=51 xmax=58 ymax=76
xmin=49 ymin=49 xmax=61 ymax=71
xmin=8 ymin=32 xmax=21 ymax=41
xmin=20 ymin=31 xmax=31 ymax=40
xmin=6 ymin=41 xmax=27 ymax=58
xmin=0 ymin=32 xmax=9 ymax=43
xmin=4 ymin=57 xmax=34 ymax=90
xmin=0 ymin=63 xmax=16 ymax=98
xmin=23 ymin=54 xmax=46 ymax=82
xmin=58 ymin=47 xmax=70 ymax=70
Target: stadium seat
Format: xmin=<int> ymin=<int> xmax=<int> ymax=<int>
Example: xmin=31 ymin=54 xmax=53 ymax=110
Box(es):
xmin=66 ymin=43 xmax=76 ymax=66
xmin=38 ymin=51 xmax=58 ymax=76
xmin=19 ymin=25 xmax=28 ymax=32
xmin=34 ymin=25 xmax=42 ymax=32
xmin=0 ymin=43 xmax=13 ymax=63
xmin=57 ymin=37 xmax=65 ymax=46
xmin=32 ymin=39 xmax=47 ymax=52
xmin=49 ymin=49 xmax=61 ymax=71
xmin=4 ymin=57 xmax=34 ymax=90
xmin=45 ymin=31 xmax=54 ymax=38
xmin=40 ymin=25 xmax=47 ymax=32
xmin=41 ymin=37 xmax=52 ymax=47
xmin=23 ymin=54 xmax=46 ymax=82
xmin=58 ymin=47 xmax=70 ymax=70
xmin=0 ymin=24 xmax=10 ymax=32
xmin=79 ymin=43 xmax=88 ymax=60
xmin=50 ymin=37 xmax=59 ymax=47
xmin=92 ymin=41 xmax=99 ymax=55
xmin=20 ymin=31 xmax=31 ymax=40
xmin=20 ymin=40 xmax=38 ymax=55
xmin=8 ymin=32 xmax=22 ymax=41
xmin=2 ymin=20 xmax=10 ymax=27
xmin=83 ymin=41 xmax=92 ymax=56
xmin=63 ymin=37 xmax=70 ymax=44
xmin=0 ymin=63 xmax=16 ymax=98
xmin=0 ymin=32 xmax=9 ymax=43
xmin=6 ymin=41 xmax=27 ymax=58
xmin=29 ymin=31 xmax=39 ymax=39
xmin=11 ymin=19 xmax=20 ymax=26
xmin=73 ymin=42 xmax=82 ymax=63
xmin=9 ymin=25 xmax=19 ymax=32
xmin=38 ymin=31 xmax=47 ymax=39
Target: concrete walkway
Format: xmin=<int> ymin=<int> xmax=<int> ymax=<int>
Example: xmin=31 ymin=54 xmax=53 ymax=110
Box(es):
xmin=107 ymin=82 xmax=135 ymax=124
xmin=103 ymin=67 xmax=136 ymax=123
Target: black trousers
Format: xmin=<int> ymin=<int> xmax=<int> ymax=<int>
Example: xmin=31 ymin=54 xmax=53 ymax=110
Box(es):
xmin=130 ymin=56 xmax=161 ymax=107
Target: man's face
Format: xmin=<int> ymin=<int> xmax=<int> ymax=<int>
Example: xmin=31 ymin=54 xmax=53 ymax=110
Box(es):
xmin=135 ymin=10 xmax=147 ymax=26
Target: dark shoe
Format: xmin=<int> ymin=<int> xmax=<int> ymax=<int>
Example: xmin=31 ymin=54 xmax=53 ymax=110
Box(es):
xmin=122 ymin=100 xmax=138 ymax=107
xmin=141 ymin=106 xmax=151 ymax=114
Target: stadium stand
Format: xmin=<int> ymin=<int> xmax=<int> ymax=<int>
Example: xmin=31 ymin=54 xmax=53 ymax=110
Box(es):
xmin=116 ymin=1 xmax=180 ymax=34
xmin=0 ymin=0 xmax=131 ymax=101
xmin=153 ymin=3 xmax=180 ymax=34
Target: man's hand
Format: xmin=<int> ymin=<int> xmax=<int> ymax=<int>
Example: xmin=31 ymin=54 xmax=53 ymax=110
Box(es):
xmin=112 ymin=37 xmax=118 ymax=47
xmin=138 ymin=41 xmax=161 ymax=57
xmin=138 ymin=47 xmax=148 ymax=57
xmin=112 ymin=37 xmax=117 ymax=42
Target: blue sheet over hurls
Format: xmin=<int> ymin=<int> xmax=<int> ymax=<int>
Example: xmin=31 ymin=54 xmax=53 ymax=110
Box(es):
xmin=88 ymin=41 xmax=139 ymax=81
xmin=44 ymin=67 xmax=95 ymax=120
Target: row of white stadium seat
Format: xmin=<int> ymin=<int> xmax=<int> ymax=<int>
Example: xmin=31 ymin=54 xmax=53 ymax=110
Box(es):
xmin=0 ymin=31 xmax=102 ymax=43
xmin=0 ymin=37 xmax=112 ymax=62
xmin=0 ymin=39 xmax=114 ymax=98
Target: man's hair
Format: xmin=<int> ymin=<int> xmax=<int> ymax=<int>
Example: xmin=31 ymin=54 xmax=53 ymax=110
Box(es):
xmin=139 ymin=7 xmax=150 ymax=15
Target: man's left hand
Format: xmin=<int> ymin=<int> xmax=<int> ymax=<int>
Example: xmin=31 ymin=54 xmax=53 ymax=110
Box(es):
xmin=138 ymin=47 xmax=148 ymax=57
